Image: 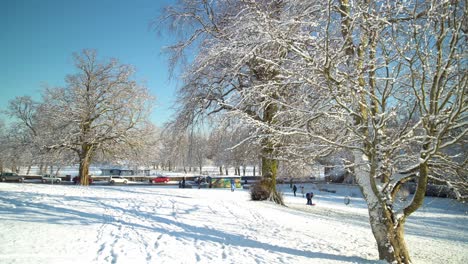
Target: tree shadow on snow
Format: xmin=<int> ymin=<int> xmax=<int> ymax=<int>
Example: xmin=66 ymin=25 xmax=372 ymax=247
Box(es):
xmin=0 ymin=190 xmax=379 ymax=263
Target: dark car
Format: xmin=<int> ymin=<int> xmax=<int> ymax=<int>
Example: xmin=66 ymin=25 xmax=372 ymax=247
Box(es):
xmin=0 ymin=172 xmax=25 ymax=183
xmin=150 ymin=176 xmax=170 ymax=184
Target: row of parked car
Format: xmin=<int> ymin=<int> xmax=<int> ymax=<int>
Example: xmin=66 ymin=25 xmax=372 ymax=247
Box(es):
xmin=107 ymin=175 xmax=170 ymax=184
xmin=0 ymin=173 xmax=63 ymax=183
xmin=0 ymin=172 xmax=172 ymax=185
xmin=72 ymin=175 xmax=170 ymax=185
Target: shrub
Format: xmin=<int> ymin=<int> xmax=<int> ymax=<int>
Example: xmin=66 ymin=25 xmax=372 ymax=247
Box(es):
xmin=250 ymin=179 xmax=271 ymax=201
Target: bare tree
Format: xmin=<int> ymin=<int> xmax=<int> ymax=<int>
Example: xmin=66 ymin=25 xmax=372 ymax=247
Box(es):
xmin=3 ymin=96 xmax=57 ymax=173
xmin=38 ymin=50 xmax=153 ymax=185
xmin=162 ymin=0 xmax=295 ymax=204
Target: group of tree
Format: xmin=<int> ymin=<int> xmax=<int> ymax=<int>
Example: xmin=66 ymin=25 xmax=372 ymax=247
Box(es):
xmin=162 ymin=0 xmax=466 ymax=263
xmin=0 ymin=52 xmax=262 ymax=182
xmin=1 ymin=50 xmax=156 ymax=184
xmin=157 ymin=119 xmax=262 ymax=175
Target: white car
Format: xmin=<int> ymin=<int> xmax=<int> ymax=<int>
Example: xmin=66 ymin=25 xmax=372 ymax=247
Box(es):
xmin=41 ymin=175 xmax=62 ymax=184
xmin=109 ymin=176 xmax=128 ymax=184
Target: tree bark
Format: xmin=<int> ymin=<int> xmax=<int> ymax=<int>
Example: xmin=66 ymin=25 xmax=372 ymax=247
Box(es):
xmin=79 ymin=144 xmax=93 ymax=186
xmin=367 ymin=204 xmax=411 ymax=263
xmin=356 ymin=151 xmax=412 ymax=263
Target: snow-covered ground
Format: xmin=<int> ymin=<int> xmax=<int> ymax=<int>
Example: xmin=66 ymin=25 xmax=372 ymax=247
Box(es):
xmin=0 ymin=183 xmax=466 ymax=264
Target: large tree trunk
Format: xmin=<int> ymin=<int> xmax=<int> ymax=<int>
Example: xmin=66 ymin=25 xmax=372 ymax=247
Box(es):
xmin=261 ymin=155 xmax=283 ymax=205
xmin=79 ymin=144 xmax=93 ymax=186
xmin=367 ymin=203 xmax=411 ymax=263
xmin=356 ymin=151 xmax=412 ymax=263
xmin=79 ymin=158 xmax=91 ymax=185
xmin=260 ymin=91 xmax=284 ymax=205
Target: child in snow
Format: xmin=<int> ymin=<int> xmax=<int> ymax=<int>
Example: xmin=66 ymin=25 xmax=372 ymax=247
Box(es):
xmin=230 ymin=178 xmax=235 ymax=192
xmin=306 ymin=192 xmax=314 ymax=205
xmin=293 ymin=184 xmax=297 ymax=196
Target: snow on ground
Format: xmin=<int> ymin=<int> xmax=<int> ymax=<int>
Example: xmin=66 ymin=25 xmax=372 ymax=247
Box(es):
xmin=0 ymin=183 xmax=467 ymax=264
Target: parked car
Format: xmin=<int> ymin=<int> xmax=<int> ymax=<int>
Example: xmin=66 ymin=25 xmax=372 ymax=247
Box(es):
xmin=41 ymin=174 xmax=62 ymax=184
xmin=73 ymin=176 xmax=93 ymax=184
xmin=0 ymin=172 xmax=25 ymax=183
xmin=150 ymin=176 xmax=170 ymax=184
xmin=109 ymin=176 xmax=128 ymax=184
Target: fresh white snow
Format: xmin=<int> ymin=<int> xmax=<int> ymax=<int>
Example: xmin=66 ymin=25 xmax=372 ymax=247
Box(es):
xmin=0 ymin=183 xmax=467 ymax=264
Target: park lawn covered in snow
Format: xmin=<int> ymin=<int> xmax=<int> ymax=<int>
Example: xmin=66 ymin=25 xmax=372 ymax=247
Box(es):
xmin=0 ymin=183 xmax=467 ymax=264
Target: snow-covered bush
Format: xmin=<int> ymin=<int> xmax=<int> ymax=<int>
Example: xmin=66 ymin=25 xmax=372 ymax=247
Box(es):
xmin=250 ymin=178 xmax=272 ymax=201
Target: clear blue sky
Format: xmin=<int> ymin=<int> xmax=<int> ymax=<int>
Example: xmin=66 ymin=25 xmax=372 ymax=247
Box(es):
xmin=1 ymin=0 xmax=178 ymax=126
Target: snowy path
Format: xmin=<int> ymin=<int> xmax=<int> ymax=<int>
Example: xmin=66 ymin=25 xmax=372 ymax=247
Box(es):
xmin=0 ymin=183 xmax=467 ymax=263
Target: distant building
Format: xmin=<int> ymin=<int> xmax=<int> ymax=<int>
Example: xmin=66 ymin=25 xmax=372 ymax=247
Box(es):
xmin=100 ymin=168 xmax=150 ymax=176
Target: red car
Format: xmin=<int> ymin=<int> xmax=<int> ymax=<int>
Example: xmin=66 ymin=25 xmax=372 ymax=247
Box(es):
xmin=150 ymin=176 xmax=170 ymax=184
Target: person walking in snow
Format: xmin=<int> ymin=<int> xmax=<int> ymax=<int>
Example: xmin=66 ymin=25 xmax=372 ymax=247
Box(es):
xmin=293 ymin=184 xmax=297 ymax=197
xmin=300 ymin=185 xmax=305 ymax=197
xmin=306 ymin=192 xmax=314 ymax=205
xmin=230 ymin=178 xmax=235 ymax=192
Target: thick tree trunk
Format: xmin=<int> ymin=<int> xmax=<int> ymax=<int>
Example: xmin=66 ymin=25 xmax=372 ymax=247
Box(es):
xmin=261 ymin=156 xmax=283 ymax=205
xmin=79 ymin=144 xmax=93 ymax=186
xmin=356 ymin=151 xmax=412 ymax=263
xmin=367 ymin=204 xmax=411 ymax=263
xmin=260 ymin=97 xmax=283 ymax=205
xmin=79 ymin=157 xmax=91 ymax=185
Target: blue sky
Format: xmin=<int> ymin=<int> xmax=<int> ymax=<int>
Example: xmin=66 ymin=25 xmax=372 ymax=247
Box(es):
xmin=1 ymin=0 xmax=179 ymax=126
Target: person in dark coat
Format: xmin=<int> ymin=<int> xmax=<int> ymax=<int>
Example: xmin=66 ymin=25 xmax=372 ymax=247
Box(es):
xmin=293 ymin=184 xmax=297 ymax=196
xmin=306 ymin=192 xmax=314 ymax=205
xmin=182 ymin=177 xmax=186 ymax=188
